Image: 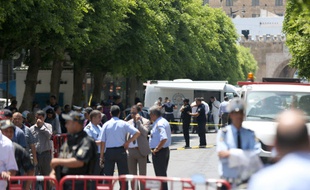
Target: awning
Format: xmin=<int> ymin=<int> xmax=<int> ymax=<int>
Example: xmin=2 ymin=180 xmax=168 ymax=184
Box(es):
xmin=153 ymin=82 xmax=227 ymax=91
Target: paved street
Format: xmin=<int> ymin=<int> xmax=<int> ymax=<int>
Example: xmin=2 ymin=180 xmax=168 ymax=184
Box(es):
xmin=146 ymin=132 xmax=219 ymax=180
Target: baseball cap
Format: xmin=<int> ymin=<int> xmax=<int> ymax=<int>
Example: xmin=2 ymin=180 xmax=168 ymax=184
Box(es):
xmin=62 ymin=111 xmax=85 ymax=124
xmin=0 ymin=109 xmax=12 ymax=120
xmin=0 ymin=120 xmax=15 ymax=130
xmin=227 ymin=98 xmax=245 ymax=113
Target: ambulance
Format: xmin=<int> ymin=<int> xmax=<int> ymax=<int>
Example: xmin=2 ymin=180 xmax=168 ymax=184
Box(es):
xmin=238 ymin=77 xmax=310 ymax=162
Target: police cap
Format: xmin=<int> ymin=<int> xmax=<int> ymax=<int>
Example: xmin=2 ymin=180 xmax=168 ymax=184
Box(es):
xmin=62 ymin=111 xmax=85 ymax=125
xmin=227 ymin=98 xmax=245 ymax=113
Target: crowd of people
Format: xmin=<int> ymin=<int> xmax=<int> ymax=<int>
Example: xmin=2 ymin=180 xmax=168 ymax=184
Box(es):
xmin=1 ymin=94 xmax=310 ymax=190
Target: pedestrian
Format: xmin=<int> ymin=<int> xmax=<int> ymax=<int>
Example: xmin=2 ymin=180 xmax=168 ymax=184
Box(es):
xmin=248 ymin=109 xmax=310 ymax=190
xmin=113 ymin=96 xmax=125 ymax=119
xmin=53 ymin=105 xmax=62 ymax=134
xmin=30 ymin=110 xmax=53 ymax=176
xmin=154 ymin=97 xmax=162 ymax=106
xmin=50 ymin=111 xmax=97 ymax=190
xmin=45 ymin=108 xmax=59 ymax=135
xmin=96 ymin=105 xmax=108 ymax=126
xmin=180 ymin=98 xmax=191 ymax=148
xmin=127 ymin=105 xmax=151 ymax=190
xmin=188 ymin=98 xmax=207 ymax=147
xmin=84 ymin=110 xmax=103 ymax=175
xmin=217 ymin=98 xmax=262 ymax=188
xmin=5 ymin=99 xmax=19 ymax=113
xmin=99 ymin=105 xmax=140 ymax=190
xmin=0 ymin=122 xmax=18 ymax=189
xmin=59 ymin=104 xmax=71 ymax=133
xmin=83 ymin=107 xmax=93 ymax=127
xmin=149 ymin=106 xmax=171 ymax=190
xmin=0 ymin=109 xmax=27 ymax=148
xmin=210 ymin=96 xmax=221 ymax=132
xmin=219 ymin=96 xmax=230 ymax=128
xmin=12 ymin=112 xmax=38 ymax=167
xmin=0 ymin=120 xmax=34 ymax=190
xmin=162 ymin=98 xmax=178 ymax=133
xmin=21 ymin=110 xmax=32 ymax=127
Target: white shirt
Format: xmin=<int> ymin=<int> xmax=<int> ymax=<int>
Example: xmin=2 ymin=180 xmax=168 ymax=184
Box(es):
xmin=0 ymin=132 xmax=18 ymax=189
xmin=212 ymin=100 xmax=221 ymax=114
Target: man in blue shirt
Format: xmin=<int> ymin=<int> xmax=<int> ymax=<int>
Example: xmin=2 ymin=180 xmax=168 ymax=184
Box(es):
xmin=99 ymin=105 xmax=140 ymax=189
xmin=189 ymin=97 xmax=207 ymax=147
xmin=219 ymin=96 xmax=230 ymax=128
xmin=84 ymin=110 xmax=102 ymax=175
xmin=217 ymin=98 xmax=261 ymax=187
xmin=149 ymin=106 xmax=171 ymax=190
xmin=248 ymin=109 xmax=310 ymax=190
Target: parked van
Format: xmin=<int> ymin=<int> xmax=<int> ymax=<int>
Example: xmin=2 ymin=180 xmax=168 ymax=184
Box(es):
xmin=144 ymin=79 xmax=240 ymax=119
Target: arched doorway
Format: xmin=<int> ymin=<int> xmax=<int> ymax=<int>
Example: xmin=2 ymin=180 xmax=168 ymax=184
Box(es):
xmin=273 ymin=60 xmax=296 ymax=78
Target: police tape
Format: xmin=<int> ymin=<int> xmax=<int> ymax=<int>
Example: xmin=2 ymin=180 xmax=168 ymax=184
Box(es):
xmin=170 ymin=145 xmax=215 ymax=151
xmin=168 ymin=122 xmax=219 ymax=126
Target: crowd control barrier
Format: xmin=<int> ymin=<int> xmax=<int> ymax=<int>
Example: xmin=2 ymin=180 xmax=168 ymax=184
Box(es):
xmin=53 ymin=134 xmax=68 ymax=158
xmin=8 ymin=176 xmax=59 ymax=190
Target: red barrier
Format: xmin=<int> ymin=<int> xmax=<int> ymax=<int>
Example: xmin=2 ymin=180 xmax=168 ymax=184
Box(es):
xmin=53 ymin=134 xmax=67 ymax=158
xmin=8 ymin=176 xmax=59 ymax=190
xmin=58 ymin=175 xmax=119 ymax=190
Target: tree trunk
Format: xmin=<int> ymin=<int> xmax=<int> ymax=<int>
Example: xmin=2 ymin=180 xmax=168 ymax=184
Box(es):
xmin=50 ymin=60 xmax=63 ymax=100
xmin=72 ymin=61 xmax=87 ymax=106
xmin=19 ymin=47 xmax=41 ymax=111
xmin=128 ymin=77 xmax=137 ymax=107
xmin=92 ymin=70 xmax=106 ymax=104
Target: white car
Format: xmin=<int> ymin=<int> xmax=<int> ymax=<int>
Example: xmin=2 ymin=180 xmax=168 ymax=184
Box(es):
xmin=240 ymin=83 xmax=310 ymax=162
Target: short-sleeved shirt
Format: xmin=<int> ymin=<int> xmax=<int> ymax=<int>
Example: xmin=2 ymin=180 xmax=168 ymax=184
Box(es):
xmin=162 ymin=102 xmax=175 ymax=113
xmin=20 ymin=125 xmax=36 ymax=150
xmin=99 ymin=117 xmax=138 ymax=150
xmin=149 ymin=117 xmax=171 ymax=149
xmin=30 ymin=123 xmax=53 ymax=153
xmin=12 ymin=127 xmax=27 ymax=148
xmin=13 ymin=142 xmax=34 ymax=175
xmin=58 ymin=131 xmax=97 ymax=177
xmin=84 ymin=122 xmax=101 ymax=153
xmin=216 ymin=125 xmax=261 ymax=178
xmin=0 ymin=132 xmax=18 ymax=188
xmin=196 ymin=104 xmax=207 ymax=123
xmin=181 ymin=104 xmax=192 ymax=123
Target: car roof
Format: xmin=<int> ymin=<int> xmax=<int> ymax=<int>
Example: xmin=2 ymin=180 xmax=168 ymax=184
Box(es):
xmin=242 ymin=84 xmax=310 ymax=92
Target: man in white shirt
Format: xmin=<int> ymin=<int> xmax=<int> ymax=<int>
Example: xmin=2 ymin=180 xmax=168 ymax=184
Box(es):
xmin=0 ymin=120 xmax=18 ymax=189
xmin=210 ymin=96 xmax=221 ymax=131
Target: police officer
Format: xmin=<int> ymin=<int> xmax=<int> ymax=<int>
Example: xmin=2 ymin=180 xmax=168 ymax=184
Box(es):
xmin=180 ymin=98 xmax=191 ymax=148
xmin=217 ymin=98 xmax=261 ymax=188
xmin=188 ymin=97 xmax=207 ymax=147
xmin=99 ymin=105 xmax=140 ymax=190
xmin=49 ymin=111 xmax=97 ymax=190
xmin=149 ymin=106 xmax=171 ymax=190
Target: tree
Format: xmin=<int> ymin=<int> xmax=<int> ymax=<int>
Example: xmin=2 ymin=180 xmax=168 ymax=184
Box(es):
xmin=236 ymin=45 xmax=258 ymax=80
xmin=283 ymin=0 xmax=310 ymax=78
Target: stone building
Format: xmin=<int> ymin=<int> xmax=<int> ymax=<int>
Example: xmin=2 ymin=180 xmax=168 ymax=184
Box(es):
xmin=204 ymin=0 xmax=286 ymax=18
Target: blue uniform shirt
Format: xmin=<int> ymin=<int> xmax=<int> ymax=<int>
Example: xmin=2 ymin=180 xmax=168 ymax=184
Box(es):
xmin=216 ymin=124 xmax=261 ymax=178
xmin=84 ymin=122 xmax=101 ymax=153
xmin=149 ymin=117 xmax=171 ymax=149
xmin=12 ymin=127 xmax=27 ymax=148
xmin=99 ymin=117 xmax=138 ymax=151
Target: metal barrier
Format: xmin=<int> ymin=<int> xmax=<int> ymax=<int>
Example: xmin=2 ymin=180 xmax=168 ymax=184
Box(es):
xmin=58 ymin=175 xmax=119 ymax=190
xmin=53 ymin=134 xmax=68 ymax=158
xmin=8 ymin=176 xmax=59 ymax=190
xmin=119 ymin=175 xmax=196 ymax=190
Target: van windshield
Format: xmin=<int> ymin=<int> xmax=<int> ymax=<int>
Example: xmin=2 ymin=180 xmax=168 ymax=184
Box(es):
xmin=245 ymin=91 xmax=310 ymax=121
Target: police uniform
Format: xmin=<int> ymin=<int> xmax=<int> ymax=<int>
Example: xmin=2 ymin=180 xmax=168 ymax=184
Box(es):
xmin=84 ymin=122 xmax=102 ymax=175
xmin=180 ymin=100 xmax=191 ymax=147
xmin=196 ymin=104 xmax=207 ymax=146
xmin=216 ymin=98 xmax=261 ymax=187
xmin=149 ymin=116 xmax=171 ymax=190
xmin=57 ymin=131 xmax=97 ymax=190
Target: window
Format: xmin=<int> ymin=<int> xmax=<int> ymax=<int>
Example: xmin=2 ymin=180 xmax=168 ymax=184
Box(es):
xmin=252 ymin=0 xmax=259 ymax=6
xmin=275 ymin=0 xmax=283 ymax=6
xmin=226 ymin=0 xmax=233 ymax=6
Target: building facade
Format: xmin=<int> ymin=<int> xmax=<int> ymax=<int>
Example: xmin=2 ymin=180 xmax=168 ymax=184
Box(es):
xmin=204 ymin=0 xmax=286 ymax=18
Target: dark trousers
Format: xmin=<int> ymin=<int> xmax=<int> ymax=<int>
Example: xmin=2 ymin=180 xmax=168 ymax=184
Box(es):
xmin=104 ymin=148 xmax=129 ymax=190
xmin=94 ymin=153 xmax=103 ymax=175
xmin=36 ymin=151 xmax=51 ymax=175
xmin=164 ymin=114 xmax=178 ymax=132
xmin=182 ymin=121 xmax=190 ymax=147
xmin=152 ymin=148 xmax=170 ymax=190
xmin=197 ymin=122 xmax=207 ymax=146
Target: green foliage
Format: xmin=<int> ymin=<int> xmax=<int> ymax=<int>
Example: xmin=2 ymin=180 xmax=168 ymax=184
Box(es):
xmin=283 ymin=0 xmax=310 ymax=78
xmin=236 ymin=45 xmax=258 ymax=81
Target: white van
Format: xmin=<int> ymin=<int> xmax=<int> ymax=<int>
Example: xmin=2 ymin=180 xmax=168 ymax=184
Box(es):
xmin=239 ymin=80 xmax=310 ymax=162
xmin=144 ymin=79 xmax=240 ymax=119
